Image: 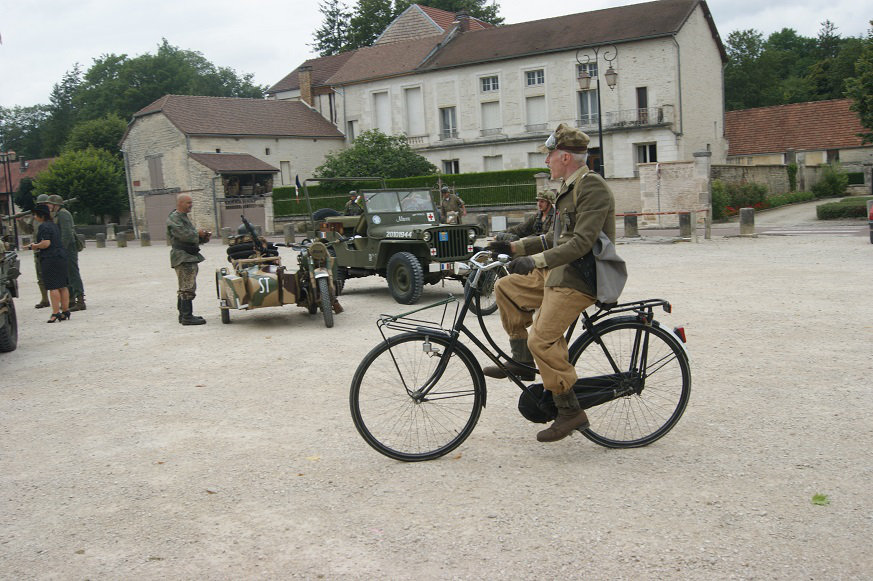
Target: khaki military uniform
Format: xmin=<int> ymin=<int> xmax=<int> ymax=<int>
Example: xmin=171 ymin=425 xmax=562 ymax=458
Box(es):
xmin=504 ymin=206 xmax=556 ymax=240
xmin=494 ymin=166 xmax=615 ymax=394
xmin=56 ymin=207 xmax=84 ymax=299
xmin=344 ymin=199 xmax=363 ymax=216
xmin=439 ymin=193 xmax=465 ymax=223
xmin=166 ymin=210 xmax=205 ymax=300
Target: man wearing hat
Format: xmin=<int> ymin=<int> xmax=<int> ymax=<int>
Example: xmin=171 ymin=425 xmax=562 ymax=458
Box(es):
xmin=495 ymin=189 xmax=556 ymax=242
xmin=486 ymin=123 xmax=616 ymax=443
xmin=19 ymin=193 xmax=52 ymax=308
xmin=47 ymin=194 xmax=86 ymax=311
xmin=438 ymin=185 xmax=465 ymax=224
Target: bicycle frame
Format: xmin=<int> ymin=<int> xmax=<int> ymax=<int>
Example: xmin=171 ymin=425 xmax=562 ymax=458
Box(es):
xmin=376 ymin=251 xmax=677 ymax=408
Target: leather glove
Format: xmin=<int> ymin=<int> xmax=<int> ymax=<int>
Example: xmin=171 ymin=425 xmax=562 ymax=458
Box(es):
xmin=507 ymin=256 xmax=535 ymax=275
xmin=486 ymin=240 xmax=514 ymax=257
xmin=494 ymin=232 xmax=519 ymax=242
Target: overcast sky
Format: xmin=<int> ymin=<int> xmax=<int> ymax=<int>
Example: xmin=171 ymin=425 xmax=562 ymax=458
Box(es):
xmin=0 ymin=0 xmax=869 ymax=109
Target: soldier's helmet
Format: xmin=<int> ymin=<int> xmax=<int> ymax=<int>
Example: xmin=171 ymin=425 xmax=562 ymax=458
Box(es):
xmin=36 ymin=194 xmax=50 ymax=203
xmin=47 ymin=194 xmax=64 ymax=205
xmin=441 ymin=185 xmax=449 ymax=193
xmin=536 ymin=190 xmax=557 ymax=204
xmin=237 ymin=223 xmax=249 ymax=235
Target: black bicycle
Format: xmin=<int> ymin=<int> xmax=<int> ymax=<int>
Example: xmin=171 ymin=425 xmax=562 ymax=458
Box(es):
xmin=349 ymin=251 xmax=691 ymax=462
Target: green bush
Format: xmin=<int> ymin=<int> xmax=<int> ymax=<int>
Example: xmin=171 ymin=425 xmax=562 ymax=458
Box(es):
xmin=815 ymin=196 xmax=872 ymax=219
xmin=811 ymin=164 xmax=849 ymax=198
xmin=711 ymin=180 xmax=729 ymax=220
xmin=766 ymin=190 xmax=815 ymax=208
xmin=787 ymin=163 xmax=798 ymax=192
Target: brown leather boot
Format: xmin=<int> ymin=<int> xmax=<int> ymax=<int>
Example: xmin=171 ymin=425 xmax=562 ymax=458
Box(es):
xmin=332 ymin=299 xmax=344 ymax=314
xmin=68 ymin=294 xmax=86 ymax=312
xmin=482 ymin=338 xmax=535 ymax=380
xmin=536 ymin=390 xmax=589 ymax=442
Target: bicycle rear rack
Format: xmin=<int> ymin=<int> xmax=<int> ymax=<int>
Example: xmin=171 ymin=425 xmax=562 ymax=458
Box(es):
xmin=377 ymin=295 xmax=460 ymax=340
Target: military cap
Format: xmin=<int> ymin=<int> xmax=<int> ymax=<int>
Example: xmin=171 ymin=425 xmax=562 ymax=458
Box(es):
xmin=440 ymin=185 xmax=449 ymax=193
xmin=538 ymin=123 xmax=590 ymax=153
xmin=536 ymin=190 xmax=556 ymax=203
xmin=47 ymin=194 xmax=65 ymax=205
xmin=36 ymin=193 xmax=50 ymax=203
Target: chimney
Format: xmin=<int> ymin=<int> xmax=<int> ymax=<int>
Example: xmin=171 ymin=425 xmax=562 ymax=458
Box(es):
xmin=298 ymin=65 xmax=313 ymax=106
xmin=455 ymin=10 xmax=470 ymax=32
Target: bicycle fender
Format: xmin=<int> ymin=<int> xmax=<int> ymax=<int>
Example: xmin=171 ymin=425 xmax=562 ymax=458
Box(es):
xmin=569 ymin=316 xmax=689 ymax=361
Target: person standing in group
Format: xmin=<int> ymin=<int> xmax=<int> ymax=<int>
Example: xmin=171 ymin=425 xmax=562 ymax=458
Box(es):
xmin=17 ymin=193 xmax=51 ymax=308
xmin=166 ymin=193 xmax=210 ymax=326
xmin=438 ymin=185 xmax=466 ymax=223
xmin=485 ymin=124 xmax=616 ymax=443
xmin=24 ymin=204 xmax=69 ymax=323
xmin=47 ymin=195 xmax=85 ymax=311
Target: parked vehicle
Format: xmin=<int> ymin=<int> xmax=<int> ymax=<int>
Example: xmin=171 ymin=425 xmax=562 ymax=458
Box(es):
xmin=0 ymin=238 xmax=20 ymax=352
xmin=311 ymin=186 xmax=482 ymax=304
xmin=216 ymin=217 xmax=341 ymax=328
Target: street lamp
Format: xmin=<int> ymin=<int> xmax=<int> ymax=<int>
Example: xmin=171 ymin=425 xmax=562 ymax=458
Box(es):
xmin=576 ymin=45 xmax=618 ymax=177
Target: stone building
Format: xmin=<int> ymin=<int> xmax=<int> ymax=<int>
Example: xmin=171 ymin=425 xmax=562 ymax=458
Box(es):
xmin=120 ymin=95 xmax=344 ymax=238
xmin=267 ymin=0 xmax=729 ymax=183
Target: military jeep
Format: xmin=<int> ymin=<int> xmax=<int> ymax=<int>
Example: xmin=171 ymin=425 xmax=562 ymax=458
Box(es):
xmin=315 ymin=188 xmax=481 ymax=304
xmin=0 ymin=239 xmax=21 ymax=352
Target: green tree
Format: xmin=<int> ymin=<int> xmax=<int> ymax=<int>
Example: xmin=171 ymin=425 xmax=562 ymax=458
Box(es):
xmin=724 ymin=29 xmax=776 ymax=110
xmin=846 ymin=22 xmax=873 ymax=143
xmin=64 ymin=114 xmax=127 ymax=157
xmin=348 ymin=0 xmax=397 ymax=48
xmin=13 ymin=178 xmax=36 ymax=213
xmin=410 ymin=0 xmax=503 ymax=25
xmin=0 ymin=105 xmax=50 ymax=159
xmin=33 ymin=147 xmax=127 ymax=222
xmin=315 ymin=130 xmax=436 ymax=183
xmin=41 ymin=65 xmax=82 ymax=156
xmin=312 ymin=0 xmax=352 ymax=56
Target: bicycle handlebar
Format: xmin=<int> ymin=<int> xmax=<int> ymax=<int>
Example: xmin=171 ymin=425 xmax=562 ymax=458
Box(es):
xmin=468 ymin=250 xmax=509 ymax=271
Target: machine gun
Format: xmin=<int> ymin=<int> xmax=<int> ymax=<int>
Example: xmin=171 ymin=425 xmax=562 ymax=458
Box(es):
xmin=2 ymin=197 xmax=80 ymax=221
xmin=239 ymin=215 xmax=278 ymax=257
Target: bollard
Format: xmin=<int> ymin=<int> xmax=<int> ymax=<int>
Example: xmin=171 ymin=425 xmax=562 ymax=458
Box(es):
xmin=475 ymin=214 xmax=488 ymax=237
xmin=739 ymin=208 xmax=756 ymax=237
xmin=106 ymin=223 xmax=117 ymax=241
xmin=221 ymin=227 xmax=232 ymax=245
xmin=283 ymin=223 xmax=295 ymax=245
xmin=678 ymin=212 xmax=692 ymax=237
xmin=96 ymin=233 xmax=106 ymax=248
xmin=140 ymin=232 xmax=151 ymax=247
xmin=116 ymin=232 xmax=128 ymax=247
xmin=623 ymin=215 xmax=639 ymax=238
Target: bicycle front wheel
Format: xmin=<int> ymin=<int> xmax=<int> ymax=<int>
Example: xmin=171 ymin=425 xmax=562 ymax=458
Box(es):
xmin=570 ymin=319 xmax=690 ymax=448
xmin=469 ymin=265 xmax=506 ymax=316
xmin=350 ymin=333 xmax=484 ymax=461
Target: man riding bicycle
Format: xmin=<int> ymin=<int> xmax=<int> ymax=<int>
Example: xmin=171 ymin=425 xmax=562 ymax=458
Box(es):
xmin=486 ymin=124 xmax=616 ymax=443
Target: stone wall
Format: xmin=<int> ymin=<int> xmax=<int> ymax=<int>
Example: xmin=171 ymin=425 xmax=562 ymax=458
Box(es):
xmin=638 ymin=152 xmax=710 ymax=227
xmin=711 ymin=165 xmax=791 ymax=195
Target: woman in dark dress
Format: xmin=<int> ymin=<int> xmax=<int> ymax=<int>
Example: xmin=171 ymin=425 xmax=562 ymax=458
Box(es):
xmin=26 ymin=204 xmax=70 ymax=322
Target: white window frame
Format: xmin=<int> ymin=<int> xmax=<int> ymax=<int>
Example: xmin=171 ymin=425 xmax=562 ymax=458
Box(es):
xmin=525 ymin=69 xmax=545 ymax=87
xmin=480 ymin=75 xmax=499 ymax=92
xmin=439 ymin=106 xmax=458 ymax=139
xmin=442 ymin=159 xmax=460 ymax=174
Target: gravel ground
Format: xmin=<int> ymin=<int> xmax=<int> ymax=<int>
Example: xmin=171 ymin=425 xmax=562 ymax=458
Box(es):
xmin=1 ymin=213 xmax=872 ymax=579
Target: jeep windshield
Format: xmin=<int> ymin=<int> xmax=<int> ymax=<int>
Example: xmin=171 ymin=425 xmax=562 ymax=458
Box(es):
xmin=363 ymin=190 xmax=435 ymax=214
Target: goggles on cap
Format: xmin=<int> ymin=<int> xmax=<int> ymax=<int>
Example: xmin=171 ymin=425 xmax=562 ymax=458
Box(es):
xmin=544 ymin=132 xmax=557 ymax=151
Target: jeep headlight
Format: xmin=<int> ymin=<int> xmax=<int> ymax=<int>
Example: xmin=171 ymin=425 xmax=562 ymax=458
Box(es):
xmin=467 ymin=228 xmax=477 ymax=241
xmin=422 ymin=230 xmax=432 ymax=242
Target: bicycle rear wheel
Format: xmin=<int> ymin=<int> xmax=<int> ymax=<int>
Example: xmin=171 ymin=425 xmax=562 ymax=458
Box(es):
xmin=350 ymin=333 xmax=484 ymax=461
xmin=570 ymin=319 xmax=690 ymax=448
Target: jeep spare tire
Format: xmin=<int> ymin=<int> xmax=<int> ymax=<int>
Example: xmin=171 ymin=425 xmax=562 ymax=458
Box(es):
xmin=387 ymin=251 xmax=424 ymax=305
xmin=312 ymin=208 xmax=341 ymax=221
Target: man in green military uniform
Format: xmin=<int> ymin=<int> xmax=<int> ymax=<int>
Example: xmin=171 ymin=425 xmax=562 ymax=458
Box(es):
xmin=344 ymin=191 xmax=363 ymax=216
xmin=47 ymin=194 xmax=86 ymax=311
xmin=495 ymin=190 xmax=556 ymax=242
xmin=486 ymin=124 xmax=616 ymax=443
xmin=166 ymin=193 xmax=210 ymax=325
xmin=20 ymin=193 xmax=51 ymax=308
xmin=438 ymin=185 xmax=466 ymax=223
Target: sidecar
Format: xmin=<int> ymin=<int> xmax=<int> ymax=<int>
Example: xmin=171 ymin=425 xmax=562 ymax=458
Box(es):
xmin=215 ymin=232 xmax=340 ymax=327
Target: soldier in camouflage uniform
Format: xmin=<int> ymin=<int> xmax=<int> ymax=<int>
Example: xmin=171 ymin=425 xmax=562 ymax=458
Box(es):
xmin=21 ymin=194 xmax=51 ymax=308
xmin=438 ymin=185 xmax=466 ymax=223
xmin=344 ymin=191 xmax=363 ymax=216
xmin=166 ymin=193 xmax=210 ymax=325
xmin=47 ymin=195 xmax=86 ymax=311
xmin=495 ymin=190 xmax=557 ymax=242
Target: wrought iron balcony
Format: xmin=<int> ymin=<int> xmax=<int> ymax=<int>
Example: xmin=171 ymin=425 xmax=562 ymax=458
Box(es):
xmin=576 ymin=107 xmax=673 ymax=131
xmin=439 ymin=129 xmax=459 ymax=140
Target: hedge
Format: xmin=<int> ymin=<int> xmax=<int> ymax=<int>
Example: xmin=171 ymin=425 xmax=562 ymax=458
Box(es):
xmin=815 ymin=196 xmax=872 ymax=220
xmin=272 ymin=168 xmax=549 ymax=217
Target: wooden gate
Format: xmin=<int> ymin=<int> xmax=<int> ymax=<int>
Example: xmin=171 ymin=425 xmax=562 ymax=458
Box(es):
xmin=219 ymin=196 xmax=267 ymax=234
xmin=143 ymin=192 xmax=178 ymax=241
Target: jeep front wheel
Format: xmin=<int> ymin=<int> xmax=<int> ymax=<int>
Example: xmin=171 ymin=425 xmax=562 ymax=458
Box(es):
xmin=387 ymin=251 xmax=424 ymax=305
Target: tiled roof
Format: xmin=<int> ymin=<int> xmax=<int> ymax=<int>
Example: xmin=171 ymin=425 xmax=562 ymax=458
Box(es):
xmin=417 ymin=4 xmax=492 ymax=31
xmin=188 ymin=153 xmax=279 ymax=173
xmin=725 ymin=99 xmax=866 ymax=155
xmin=422 ymin=0 xmax=720 ymax=70
xmin=266 ymin=51 xmax=354 ymax=95
xmin=130 ymin=95 xmax=344 ymax=138
xmin=0 ymin=157 xmax=56 ymax=194
xmin=324 ymin=34 xmax=448 ymax=86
